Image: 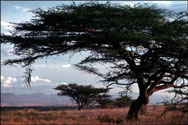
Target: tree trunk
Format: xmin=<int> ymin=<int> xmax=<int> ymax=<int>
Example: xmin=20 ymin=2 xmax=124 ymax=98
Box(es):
xmin=78 ymin=106 xmax=81 ymax=110
xmin=78 ymin=104 xmax=83 ymax=110
xmin=127 ymin=93 xmax=149 ymax=120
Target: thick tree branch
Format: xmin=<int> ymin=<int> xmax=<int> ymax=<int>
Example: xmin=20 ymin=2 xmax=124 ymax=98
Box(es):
xmin=152 ymin=76 xmax=188 ymax=92
xmin=147 ymin=71 xmax=165 ymax=95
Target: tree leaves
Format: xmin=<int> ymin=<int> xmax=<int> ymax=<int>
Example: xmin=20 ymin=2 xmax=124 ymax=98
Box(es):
xmin=54 ymin=83 xmax=109 ymax=110
xmin=1 ymin=2 xmax=187 ymax=92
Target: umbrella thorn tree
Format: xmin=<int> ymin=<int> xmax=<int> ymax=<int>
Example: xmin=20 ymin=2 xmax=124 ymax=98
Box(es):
xmin=55 ymin=83 xmax=109 ymax=110
xmin=1 ymin=2 xmax=188 ymax=120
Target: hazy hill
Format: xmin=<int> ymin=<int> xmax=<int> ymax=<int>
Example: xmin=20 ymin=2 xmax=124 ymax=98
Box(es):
xmin=1 ymin=92 xmax=167 ymax=106
xmin=1 ymin=93 xmax=72 ymax=106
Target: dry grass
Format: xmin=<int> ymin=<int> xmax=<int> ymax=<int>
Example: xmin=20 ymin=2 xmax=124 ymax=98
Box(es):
xmin=1 ymin=105 xmax=188 ymax=125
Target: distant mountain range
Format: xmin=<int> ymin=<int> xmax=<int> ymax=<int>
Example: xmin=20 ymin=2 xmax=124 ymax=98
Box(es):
xmin=1 ymin=93 xmax=72 ymax=106
xmin=1 ymin=92 xmax=167 ymax=106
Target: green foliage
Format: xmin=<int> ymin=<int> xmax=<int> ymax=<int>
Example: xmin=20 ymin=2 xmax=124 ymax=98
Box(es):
xmin=55 ymin=83 xmax=108 ymax=110
xmin=97 ymin=97 xmax=114 ymax=108
xmin=1 ymin=2 xmax=187 ymax=90
xmin=114 ymin=95 xmax=132 ymax=108
xmin=97 ymin=92 xmax=133 ymax=108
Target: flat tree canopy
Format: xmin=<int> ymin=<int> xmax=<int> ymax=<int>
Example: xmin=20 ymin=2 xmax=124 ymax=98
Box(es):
xmin=1 ymin=3 xmax=188 ymax=119
xmin=55 ymin=83 xmax=109 ymax=110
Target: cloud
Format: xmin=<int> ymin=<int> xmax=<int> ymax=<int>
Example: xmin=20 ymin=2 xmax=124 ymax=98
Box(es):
xmin=31 ymin=76 xmax=51 ymax=83
xmin=1 ymin=75 xmax=4 ymax=80
xmin=14 ymin=5 xmax=30 ymax=12
xmin=1 ymin=44 xmax=14 ymax=57
xmin=121 ymin=1 xmax=138 ymax=7
xmin=1 ymin=21 xmax=14 ymax=30
xmin=120 ymin=1 xmax=172 ymax=8
xmin=1 ymin=59 xmax=4 ymax=65
xmin=3 ymin=32 xmax=12 ymax=35
xmin=1 ymin=76 xmax=17 ymax=88
xmin=62 ymin=64 xmax=71 ymax=68
xmin=58 ymin=82 xmax=68 ymax=85
xmin=150 ymin=1 xmax=172 ymax=4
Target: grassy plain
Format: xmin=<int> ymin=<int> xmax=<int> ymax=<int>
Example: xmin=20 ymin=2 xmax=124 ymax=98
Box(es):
xmin=1 ymin=105 xmax=187 ymax=125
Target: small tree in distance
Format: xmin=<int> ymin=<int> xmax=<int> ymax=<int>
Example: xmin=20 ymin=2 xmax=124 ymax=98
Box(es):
xmin=114 ymin=94 xmax=132 ymax=108
xmin=55 ymin=83 xmax=109 ymax=110
xmin=97 ymin=95 xmax=114 ymax=108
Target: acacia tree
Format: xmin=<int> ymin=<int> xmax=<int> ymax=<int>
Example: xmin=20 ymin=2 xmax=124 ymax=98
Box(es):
xmin=114 ymin=92 xmax=132 ymax=108
xmin=97 ymin=94 xmax=114 ymax=108
xmin=55 ymin=83 xmax=108 ymax=110
xmin=1 ymin=3 xmax=188 ymax=119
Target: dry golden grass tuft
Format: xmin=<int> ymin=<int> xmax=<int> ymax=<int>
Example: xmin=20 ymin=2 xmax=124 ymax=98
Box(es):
xmin=1 ymin=105 xmax=187 ymax=125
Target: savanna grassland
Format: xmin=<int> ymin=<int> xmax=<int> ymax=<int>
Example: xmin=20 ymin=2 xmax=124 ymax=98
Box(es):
xmin=1 ymin=106 xmax=187 ymax=125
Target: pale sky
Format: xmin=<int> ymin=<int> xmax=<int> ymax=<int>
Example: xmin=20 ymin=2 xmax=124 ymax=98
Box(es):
xmin=1 ymin=1 xmax=187 ymax=103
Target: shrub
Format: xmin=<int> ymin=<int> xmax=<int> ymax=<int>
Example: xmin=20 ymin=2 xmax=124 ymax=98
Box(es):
xmin=113 ymin=95 xmax=132 ymax=108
